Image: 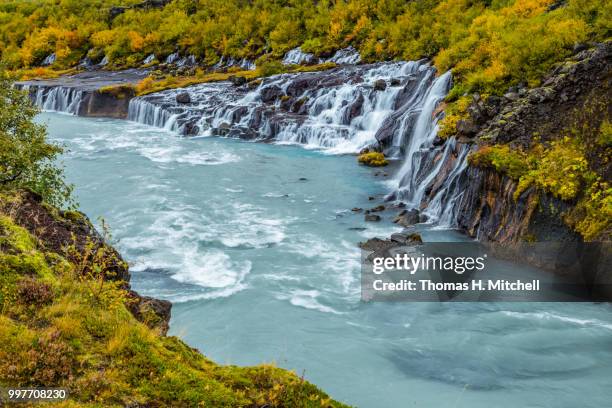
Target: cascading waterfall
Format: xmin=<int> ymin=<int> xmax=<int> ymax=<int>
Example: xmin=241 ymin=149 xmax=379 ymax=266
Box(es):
xmin=127 ymin=60 xmax=470 ymax=227
xmin=21 ymin=84 xmax=84 ymax=115
xmin=20 ymin=58 xmax=470 ymax=228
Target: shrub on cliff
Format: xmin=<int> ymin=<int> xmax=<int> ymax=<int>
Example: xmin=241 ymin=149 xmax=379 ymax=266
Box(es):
xmin=0 ymin=77 xmax=74 ymax=208
xmin=358 ymin=152 xmax=388 ymax=167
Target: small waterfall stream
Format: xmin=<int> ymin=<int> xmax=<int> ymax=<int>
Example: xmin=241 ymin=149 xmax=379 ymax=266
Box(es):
xmin=21 ymin=84 xmax=84 ymax=115
xmin=23 ymin=60 xmax=470 ymax=227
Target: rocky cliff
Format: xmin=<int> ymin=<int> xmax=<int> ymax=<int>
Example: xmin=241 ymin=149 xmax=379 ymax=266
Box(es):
xmin=448 ymin=42 xmax=611 ymax=243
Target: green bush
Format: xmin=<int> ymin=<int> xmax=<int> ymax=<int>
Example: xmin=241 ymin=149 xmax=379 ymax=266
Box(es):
xmin=358 ymin=152 xmax=388 ymax=167
xmin=0 ymin=76 xmax=74 ymax=208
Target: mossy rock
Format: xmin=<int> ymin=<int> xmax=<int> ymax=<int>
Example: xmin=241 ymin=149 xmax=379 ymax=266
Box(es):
xmin=358 ymin=152 xmax=388 ymax=167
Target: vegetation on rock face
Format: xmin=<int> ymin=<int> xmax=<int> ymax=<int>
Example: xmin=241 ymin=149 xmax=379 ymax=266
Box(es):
xmin=469 ymin=129 xmax=611 ymax=241
xmin=358 ymin=152 xmax=388 ymax=167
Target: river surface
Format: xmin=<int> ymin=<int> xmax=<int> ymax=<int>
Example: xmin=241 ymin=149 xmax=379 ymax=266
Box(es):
xmin=39 ymin=112 xmax=612 ymax=408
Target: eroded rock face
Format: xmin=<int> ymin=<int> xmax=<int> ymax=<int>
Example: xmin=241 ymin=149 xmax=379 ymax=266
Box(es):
xmin=453 ymin=167 xmax=580 ymax=243
xmin=449 ymin=42 xmax=611 ymax=243
xmin=127 ymin=292 xmax=172 ymax=335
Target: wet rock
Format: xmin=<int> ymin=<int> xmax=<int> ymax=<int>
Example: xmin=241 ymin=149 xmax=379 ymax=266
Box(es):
xmin=374 ymin=79 xmax=387 ymax=91
xmin=351 ymin=208 xmax=363 ymax=212
xmin=292 ymin=97 xmax=309 ymax=114
xmin=260 ymin=85 xmax=283 ymax=103
xmin=176 ymin=92 xmax=191 ymax=104
xmin=393 ymin=209 xmax=420 ymax=227
xmin=183 ymin=122 xmax=200 ymax=136
xmin=229 ymin=75 xmax=247 ymax=86
xmin=432 ymin=136 xmax=445 ymax=146
xmin=345 ymin=93 xmax=364 ymax=122
xmin=365 ymin=214 xmax=381 ymax=222
xmin=299 ymin=177 xmax=308 ymax=181
xmin=215 ymin=122 xmax=231 ymax=136
xmin=390 ymin=78 xmax=401 ymax=86
xmin=358 ymin=237 xmax=395 ymax=251
xmin=369 ymin=205 xmax=385 ymax=212
xmin=247 ymin=79 xmax=262 ymax=90
xmin=390 ymin=232 xmax=423 ymax=244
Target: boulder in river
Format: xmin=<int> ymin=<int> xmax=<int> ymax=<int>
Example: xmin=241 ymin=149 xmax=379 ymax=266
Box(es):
xmin=393 ymin=209 xmax=420 ymax=227
xmin=374 ymin=79 xmax=387 ymax=91
xmin=365 ymin=214 xmax=381 ymax=222
xmin=176 ymin=92 xmax=191 ymax=104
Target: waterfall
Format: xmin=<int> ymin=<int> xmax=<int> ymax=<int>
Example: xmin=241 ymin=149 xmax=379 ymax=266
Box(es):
xmin=126 ymin=60 xmax=470 ymax=227
xmin=21 ymin=84 xmax=84 ymax=115
xmin=16 ymin=59 xmax=469 ymax=228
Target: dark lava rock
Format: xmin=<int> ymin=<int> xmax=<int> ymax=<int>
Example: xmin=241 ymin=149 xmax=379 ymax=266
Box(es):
xmin=183 ymin=122 xmax=200 ymax=136
xmin=127 ymin=292 xmax=172 ymax=335
xmin=456 ymin=119 xmax=479 ymax=137
xmin=345 ymin=93 xmax=364 ymax=122
xmin=260 ymin=85 xmax=283 ymax=103
xmin=229 ymin=75 xmax=247 ymax=86
xmin=432 ymin=136 xmax=445 ymax=146
xmin=503 ymin=92 xmax=520 ymax=101
xmin=176 ymin=92 xmax=191 ymax=104
xmin=369 ymin=205 xmax=385 ymax=213
xmin=374 ymin=79 xmax=387 ymax=91
xmin=393 ymin=208 xmax=420 ymax=227
xmin=109 ymin=6 xmax=127 ymax=19
xmin=359 ymin=237 xmax=395 ymax=251
xmin=365 ymin=214 xmax=381 ymax=222
xmin=573 ymin=43 xmax=588 ymax=54
xmin=390 ymin=78 xmax=401 ymax=86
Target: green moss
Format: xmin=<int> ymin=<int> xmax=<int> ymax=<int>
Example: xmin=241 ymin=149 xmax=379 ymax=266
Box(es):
xmin=514 ymin=137 xmax=588 ymax=201
xmin=97 ymin=84 xmax=136 ymax=99
xmin=0 ymin=215 xmax=37 ymax=253
xmin=358 ymin=152 xmax=388 ymax=167
xmin=597 ymin=120 xmax=612 ymax=147
xmin=468 ymin=145 xmax=528 ymax=180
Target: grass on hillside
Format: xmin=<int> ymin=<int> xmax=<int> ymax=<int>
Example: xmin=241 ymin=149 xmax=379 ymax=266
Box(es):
xmin=0 ymin=191 xmax=349 ymax=408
